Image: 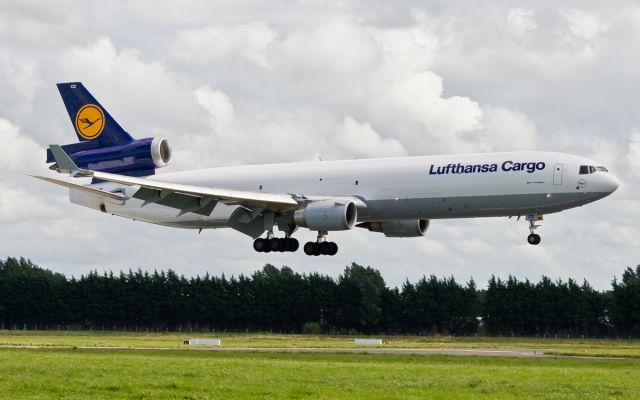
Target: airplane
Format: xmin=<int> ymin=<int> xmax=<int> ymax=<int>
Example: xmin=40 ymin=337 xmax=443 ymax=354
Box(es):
xmin=34 ymin=82 xmax=620 ymax=256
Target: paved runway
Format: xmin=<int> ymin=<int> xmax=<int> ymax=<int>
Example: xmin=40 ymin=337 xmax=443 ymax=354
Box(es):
xmin=210 ymin=347 xmax=546 ymax=357
xmin=0 ymin=344 xmax=545 ymax=357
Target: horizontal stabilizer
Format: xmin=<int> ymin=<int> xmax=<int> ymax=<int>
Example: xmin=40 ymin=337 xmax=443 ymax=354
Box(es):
xmin=49 ymin=145 xmax=80 ymax=173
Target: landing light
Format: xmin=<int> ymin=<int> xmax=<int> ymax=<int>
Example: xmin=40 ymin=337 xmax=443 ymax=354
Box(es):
xmin=545 ymin=193 xmax=552 ymax=199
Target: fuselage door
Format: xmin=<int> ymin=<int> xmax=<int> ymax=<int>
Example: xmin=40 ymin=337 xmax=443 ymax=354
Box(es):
xmin=553 ymin=163 xmax=563 ymax=185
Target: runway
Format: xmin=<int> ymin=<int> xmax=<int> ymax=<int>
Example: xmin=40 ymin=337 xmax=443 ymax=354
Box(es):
xmin=0 ymin=344 xmax=545 ymax=357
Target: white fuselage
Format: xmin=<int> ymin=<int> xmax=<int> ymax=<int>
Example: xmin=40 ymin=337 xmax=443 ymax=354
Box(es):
xmin=71 ymin=151 xmax=619 ymax=230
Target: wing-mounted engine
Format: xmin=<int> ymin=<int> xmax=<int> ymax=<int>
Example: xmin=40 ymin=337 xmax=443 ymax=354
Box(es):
xmin=46 ymin=137 xmax=172 ymax=177
xmin=359 ymin=219 xmax=429 ymax=237
xmin=294 ymin=199 xmax=358 ymax=231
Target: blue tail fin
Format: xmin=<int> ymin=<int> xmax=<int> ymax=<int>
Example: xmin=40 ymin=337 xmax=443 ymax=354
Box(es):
xmin=56 ymin=82 xmax=133 ymax=146
xmin=47 ymin=82 xmax=171 ymax=177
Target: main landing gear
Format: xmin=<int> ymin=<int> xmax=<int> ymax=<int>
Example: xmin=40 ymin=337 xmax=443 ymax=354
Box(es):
xmin=526 ymin=216 xmax=542 ymax=245
xmin=303 ymin=231 xmax=338 ymax=256
xmin=252 ymin=230 xmax=339 ymax=256
xmin=253 ymin=236 xmax=299 ymax=253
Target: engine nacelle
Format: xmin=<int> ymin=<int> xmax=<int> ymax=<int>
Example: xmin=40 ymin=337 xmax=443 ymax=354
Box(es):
xmin=294 ymin=200 xmax=357 ymax=231
xmin=361 ymin=219 xmax=429 ymax=237
xmin=46 ymin=137 xmax=172 ymax=176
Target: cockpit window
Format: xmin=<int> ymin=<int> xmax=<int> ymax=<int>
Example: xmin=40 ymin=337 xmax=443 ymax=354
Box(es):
xmin=579 ymin=165 xmax=608 ymax=174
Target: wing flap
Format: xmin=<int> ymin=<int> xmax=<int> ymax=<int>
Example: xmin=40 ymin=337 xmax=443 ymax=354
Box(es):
xmin=133 ymin=187 xmax=217 ymax=216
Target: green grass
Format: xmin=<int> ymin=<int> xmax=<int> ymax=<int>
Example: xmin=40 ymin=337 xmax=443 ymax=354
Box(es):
xmin=1 ymin=330 xmax=640 ymax=358
xmin=0 ymin=348 xmax=638 ymax=399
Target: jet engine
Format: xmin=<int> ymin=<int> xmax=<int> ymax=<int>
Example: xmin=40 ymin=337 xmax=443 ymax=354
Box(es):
xmin=294 ymin=200 xmax=358 ymax=231
xmin=359 ymin=219 xmax=429 ymax=237
xmin=46 ymin=137 xmax=172 ymax=176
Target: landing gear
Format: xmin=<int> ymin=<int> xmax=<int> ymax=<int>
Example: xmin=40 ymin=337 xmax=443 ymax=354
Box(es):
xmin=303 ymin=241 xmax=338 ymax=256
xmin=526 ymin=216 xmax=542 ymax=245
xmin=253 ymin=237 xmax=299 ymax=253
xmin=303 ymin=231 xmax=339 ymax=256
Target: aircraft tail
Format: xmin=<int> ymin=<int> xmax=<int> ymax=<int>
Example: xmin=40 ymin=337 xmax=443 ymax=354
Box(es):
xmin=56 ymin=82 xmax=133 ymax=146
xmin=47 ymin=82 xmax=172 ymax=177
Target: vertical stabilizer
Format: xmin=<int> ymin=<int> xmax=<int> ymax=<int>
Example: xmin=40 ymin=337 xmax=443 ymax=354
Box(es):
xmin=56 ymin=82 xmax=133 ymax=146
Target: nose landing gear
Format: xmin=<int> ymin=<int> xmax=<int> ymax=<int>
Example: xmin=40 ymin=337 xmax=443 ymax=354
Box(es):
xmin=526 ymin=215 xmax=542 ymax=245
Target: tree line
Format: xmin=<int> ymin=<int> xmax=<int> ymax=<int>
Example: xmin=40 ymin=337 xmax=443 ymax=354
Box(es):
xmin=0 ymin=257 xmax=639 ymax=337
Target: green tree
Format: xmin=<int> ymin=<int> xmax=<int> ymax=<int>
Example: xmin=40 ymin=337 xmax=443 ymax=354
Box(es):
xmin=336 ymin=263 xmax=386 ymax=333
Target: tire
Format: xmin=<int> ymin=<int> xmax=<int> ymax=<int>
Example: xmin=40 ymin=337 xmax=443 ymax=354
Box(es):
xmin=320 ymin=242 xmax=331 ymax=255
xmin=527 ymin=234 xmax=541 ymax=245
xmin=269 ymin=238 xmax=282 ymax=252
xmin=278 ymin=238 xmax=287 ymax=252
xmin=303 ymin=242 xmax=315 ymax=255
xmin=287 ymin=238 xmax=299 ymax=252
xmin=328 ymin=242 xmax=338 ymax=256
xmin=253 ymin=238 xmax=266 ymax=252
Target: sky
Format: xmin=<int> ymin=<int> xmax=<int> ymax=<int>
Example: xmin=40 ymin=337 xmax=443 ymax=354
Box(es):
xmin=0 ymin=0 xmax=638 ymax=289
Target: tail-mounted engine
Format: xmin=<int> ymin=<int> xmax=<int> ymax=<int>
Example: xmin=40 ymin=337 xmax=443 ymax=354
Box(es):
xmin=46 ymin=137 xmax=172 ymax=177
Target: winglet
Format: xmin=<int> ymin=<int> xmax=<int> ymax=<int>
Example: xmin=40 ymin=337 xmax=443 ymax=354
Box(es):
xmin=49 ymin=144 xmax=80 ymax=173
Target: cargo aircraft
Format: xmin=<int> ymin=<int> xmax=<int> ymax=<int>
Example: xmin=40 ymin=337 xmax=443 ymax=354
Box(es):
xmin=35 ymin=83 xmax=620 ymax=256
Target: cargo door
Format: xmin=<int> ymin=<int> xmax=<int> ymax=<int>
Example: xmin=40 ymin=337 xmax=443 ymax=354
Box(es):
xmin=553 ymin=164 xmax=563 ymax=185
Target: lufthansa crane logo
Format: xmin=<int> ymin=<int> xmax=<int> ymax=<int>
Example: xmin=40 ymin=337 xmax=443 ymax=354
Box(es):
xmin=75 ymin=104 xmax=105 ymax=140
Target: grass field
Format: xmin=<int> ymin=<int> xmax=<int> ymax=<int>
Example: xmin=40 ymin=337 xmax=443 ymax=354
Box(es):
xmin=1 ymin=330 xmax=640 ymax=358
xmin=0 ymin=347 xmax=639 ymax=399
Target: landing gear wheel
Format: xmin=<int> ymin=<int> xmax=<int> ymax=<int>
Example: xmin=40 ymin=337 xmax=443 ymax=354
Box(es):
xmin=286 ymin=238 xmax=299 ymax=252
xmin=320 ymin=242 xmax=331 ymax=255
xmin=527 ymin=233 xmax=541 ymax=245
xmin=303 ymin=242 xmax=315 ymax=255
xmin=253 ymin=238 xmax=267 ymax=252
xmin=328 ymin=242 xmax=338 ymax=256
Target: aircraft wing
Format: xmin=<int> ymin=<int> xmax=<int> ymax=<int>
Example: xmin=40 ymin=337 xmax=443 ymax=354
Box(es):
xmin=89 ymin=169 xmax=300 ymax=214
xmin=45 ymin=144 xmax=300 ymax=216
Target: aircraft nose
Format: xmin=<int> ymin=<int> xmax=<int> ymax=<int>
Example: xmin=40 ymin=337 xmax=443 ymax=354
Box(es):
xmin=605 ymin=174 xmax=620 ymax=193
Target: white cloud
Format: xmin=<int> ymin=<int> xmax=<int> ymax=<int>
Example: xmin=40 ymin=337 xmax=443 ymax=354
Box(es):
xmin=0 ymin=52 xmax=41 ymax=114
xmin=561 ymin=9 xmax=606 ymax=43
xmin=471 ymin=106 xmax=538 ymax=152
xmin=377 ymin=70 xmax=483 ymax=152
xmin=194 ymin=86 xmax=236 ymax=132
xmin=626 ymin=133 xmax=640 ymax=178
xmin=170 ymin=23 xmax=277 ymax=68
xmin=0 ymin=118 xmax=43 ymax=170
xmin=282 ymin=19 xmax=381 ymax=75
xmin=506 ymin=8 xmax=537 ymax=37
xmin=0 ymin=183 xmax=56 ymax=222
xmin=333 ymin=116 xmax=407 ymax=158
